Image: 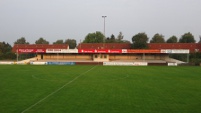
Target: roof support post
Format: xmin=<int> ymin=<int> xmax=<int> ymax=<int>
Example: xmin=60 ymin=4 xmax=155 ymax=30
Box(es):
xmin=143 ymin=53 xmax=145 ymax=62
xmin=16 ymin=49 xmax=19 ymax=62
xmin=187 ymin=53 xmax=189 ymax=63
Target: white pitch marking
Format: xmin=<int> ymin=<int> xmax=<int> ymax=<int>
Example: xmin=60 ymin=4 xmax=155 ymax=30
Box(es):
xmin=21 ymin=65 xmax=97 ymax=113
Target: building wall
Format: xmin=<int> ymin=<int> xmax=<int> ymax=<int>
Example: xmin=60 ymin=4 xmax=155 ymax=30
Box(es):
xmin=40 ymin=53 xmax=168 ymax=61
xmin=93 ymin=54 xmax=109 ymax=62
xmin=43 ymin=54 xmax=92 ymax=60
xmin=109 ymin=54 xmax=168 ymax=60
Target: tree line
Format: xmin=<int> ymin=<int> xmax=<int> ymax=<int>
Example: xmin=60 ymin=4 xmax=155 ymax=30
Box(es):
xmin=14 ymin=37 xmax=77 ymax=49
xmin=132 ymin=32 xmax=200 ymax=49
xmin=12 ymin=32 xmax=201 ymax=48
xmin=0 ymin=42 xmax=16 ymax=60
xmin=0 ymin=31 xmax=201 ymax=60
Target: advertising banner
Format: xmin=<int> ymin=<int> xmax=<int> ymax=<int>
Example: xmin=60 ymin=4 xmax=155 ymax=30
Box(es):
xmin=46 ymin=49 xmax=78 ymax=53
xmin=78 ymin=49 xmax=95 ymax=53
xmin=78 ymin=49 xmax=122 ymax=53
xmin=17 ymin=49 xmax=46 ymax=53
xmin=47 ymin=62 xmax=75 ymax=65
xmin=168 ymin=63 xmax=178 ymax=66
xmin=127 ymin=49 xmax=161 ymax=53
xmin=103 ymin=62 xmax=148 ymax=66
xmin=30 ymin=62 xmax=47 ymax=65
xmin=46 ymin=49 xmax=62 ymax=53
xmin=161 ymin=49 xmax=189 ymax=54
xmin=0 ymin=62 xmax=14 ymax=64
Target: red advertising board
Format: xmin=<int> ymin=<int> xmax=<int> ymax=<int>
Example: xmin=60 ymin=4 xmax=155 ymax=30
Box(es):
xmin=17 ymin=49 xmax=46 ymax=53
xmin=78 ymin=49 xmax=161 ymax=53
xmin=78 ymin=49 xmax=95 ymax=53
xmin=108 ymin=49 xmax=122 ymax=53
xmin=78 ymin=49 xmax=122 ymax=53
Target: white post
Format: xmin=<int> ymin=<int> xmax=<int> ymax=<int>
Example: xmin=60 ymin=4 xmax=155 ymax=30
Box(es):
xmin=16 ymin=50 xmax=19 ymax=62
xmin=102 ymin=16 xmax=107 ymax=48
xmin=57 ymin=53 xmax=58 ymax=61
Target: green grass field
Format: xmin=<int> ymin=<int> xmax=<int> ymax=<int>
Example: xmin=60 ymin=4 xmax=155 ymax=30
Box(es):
xmin=0 ymin=65 xmax=201 ymax=113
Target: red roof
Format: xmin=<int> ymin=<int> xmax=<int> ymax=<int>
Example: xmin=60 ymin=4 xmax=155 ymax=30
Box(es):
xmin=77 ymin=43 xmax=131 ymax=49
xmin=148 ymin=43 xmax=201 ymax=53
xmin=12 ymin=43 xmax=201 ymax=53
xmin=12 ymin=44 xmax=69 ymax=52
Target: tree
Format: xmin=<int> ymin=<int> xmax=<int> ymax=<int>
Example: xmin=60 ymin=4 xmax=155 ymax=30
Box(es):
xmin=0 ymin=42 xmax=16 ymax=60
xmin=105 ymin=34 xmax=116 ymax=43
xmin=14 ymin=37 xmax=29 ymax=44
xmin=117 ymin=32 xmax=124 ymax=43
xmin=35 ymin=37 xmax=49 ymax=44
xmin=198 ymin=36 xmax=201 ymax=43
xmin=64 ymin=39 xmax=77 ymax=49
xmin=179 ymin=32 xmax=196 ymax=43
xmin=150 ymin=33 xmax=165 ymax=43
xmin=111 ymin=34 xmax=115 ymax=41
xmin=166 ymin=36 xmax=178 ymax=43
xmin=83 ymin=31 xmax=104 ymax=43
xmin=132 ymin=32 xmax=148 ymax=49
xmin=53 ymin=40 xmax=64 ymax=44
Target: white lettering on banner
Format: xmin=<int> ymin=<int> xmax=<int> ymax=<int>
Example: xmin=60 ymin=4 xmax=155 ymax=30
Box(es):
xmin=168 ymin=63 xmax=177 ymax=66
xmin=133 ymin=62 xmax=148 ymax=66
xmin=46 ymin=49 xmax=78 ymax=53
xmin=46 ymin=49 xmax=61 ymax=53
xmin=61 ymin=49 xmax=78 ymax=53
xmin=36 ymin=49 xmax=45 ymax=53
xmin=171 ymin=49 xmax=189 ymax=53
xmin=0 ymin=62 xmax=14 ymax=64
xmin=17 ymin=49 xmax=46 ymax=53
xmin=122 ymin=49 xmax=127 ymax=53
xmin=160 ymin=49 xmax=166 ymax=53
xmin=30 ymin=62 xmax=47 ymax=65
xmin=19 ymin=49 xmax=34 ymax=53
xmin=161 ymin=49 xmax=189 ymax=54
xmin=103 ymin=62 xmax=147 ymax=66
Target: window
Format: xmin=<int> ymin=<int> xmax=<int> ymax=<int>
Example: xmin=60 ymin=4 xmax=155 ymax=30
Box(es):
xmin=95 ymin=55 xmax=98 ymax=58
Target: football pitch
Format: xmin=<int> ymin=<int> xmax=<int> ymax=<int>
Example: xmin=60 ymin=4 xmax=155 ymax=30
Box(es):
xmin=0 ymin=65 xmax=201 ymax=113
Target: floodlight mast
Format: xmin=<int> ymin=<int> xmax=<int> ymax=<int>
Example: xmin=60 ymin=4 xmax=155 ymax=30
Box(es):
xmin=102 ymin=16 xmax=107 ymax=48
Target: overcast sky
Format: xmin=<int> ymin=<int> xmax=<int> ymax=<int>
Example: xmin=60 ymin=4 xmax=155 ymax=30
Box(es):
xmin=0 ymin=0 xmax=201 ymax=45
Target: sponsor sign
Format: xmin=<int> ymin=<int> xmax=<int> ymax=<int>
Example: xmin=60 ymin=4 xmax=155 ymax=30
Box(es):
xmin=16 ymin=48 xmax=189 ymax=54
xmin=122 ymin=49 xmax=127 ymax=53
xmin=46 ymin=49 xmax=62 ymax=53
xmin=103 ymin=62 xmax=134 ymax=66
xmin=78 ymin=49 xmax=122 ymax=53
xmin=127 ymin=49 xmax=161 ymax=53
xmin=46 ymin=49 xmax=78 ymax=53
xmin=168 ymin=63 xmax=178 ymax=66
xmin=161 ymin=49 xmax=189 ymax=54
xmin=17 ymin=49 xmax=46 ymax=53
xmin=78 ymin=49 xmax=95 ymax=53
xmin=103 ymin=62 xmax=148 ymax=66
xmin=107 ymin=49 xmax=122 ymax=53
xmin=0 ymin=62 xmax=14 ymax=64
xmin=47 ymin=62 xmax=75 ymax=65
xmin=30 ymin=62 xmax=47 ymax=65
xmin=15 ymin=62 xmax=27 ymax=64
xmin=133 ymin=62 xmax=148 ymax=66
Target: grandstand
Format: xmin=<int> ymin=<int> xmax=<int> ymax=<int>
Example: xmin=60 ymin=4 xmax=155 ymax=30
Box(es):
xmin=11 ymin=43 xmax=201 ymax=66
